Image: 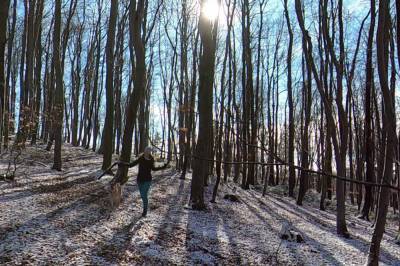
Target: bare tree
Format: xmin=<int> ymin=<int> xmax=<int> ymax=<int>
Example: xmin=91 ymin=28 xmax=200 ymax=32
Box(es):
xmin=191 ymin=0 xmax=220 ymax=209
xmin=52 ymin=0 xmax=64 ymax=171
xmin=284 ymin=0 xmax=295 ymax=198
xmin=0 ymin=0 xmax=10 ymax=152
xmin=366 ymin=0 xmax=397 ymax=263
xmin=295 ymin=0 xmax=349 ymax=237
xmin=114 ymin=0 xmax=147 ymax=184
xmin=101 ymin=0 xmax=118 ymax=170
xmin=361 ymin=0 xmax=376 ymax=221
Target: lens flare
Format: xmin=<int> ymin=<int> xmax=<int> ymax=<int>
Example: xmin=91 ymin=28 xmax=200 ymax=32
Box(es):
xmin=202 ymin=0 xmax=220 ymax=21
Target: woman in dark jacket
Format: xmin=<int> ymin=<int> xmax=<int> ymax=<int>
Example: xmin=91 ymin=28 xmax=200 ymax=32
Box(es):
xmin=119 ymin=147 xmax=169 ymax=217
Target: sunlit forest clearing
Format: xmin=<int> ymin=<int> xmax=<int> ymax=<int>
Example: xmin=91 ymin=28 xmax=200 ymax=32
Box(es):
xmin=0 ymin=0 xmax=400 ymax=265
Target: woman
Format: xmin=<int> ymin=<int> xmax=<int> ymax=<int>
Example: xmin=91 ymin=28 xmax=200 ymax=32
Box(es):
xmin=119 ymin=147 xmax=169 ymax=217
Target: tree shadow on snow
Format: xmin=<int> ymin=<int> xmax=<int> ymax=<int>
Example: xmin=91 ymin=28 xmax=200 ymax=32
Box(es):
xmin=240 ymin=195 xmax=342 ymax=265
xmin=246 ymin=190 xmax=399 ymax=265
xmin=89 ymin=215 xmax=144 ymax=264
xmin=0 ymin=183 xmax=111 ymax=262
xmin=144 ymin=177 xmax=189 ymax=263
xmin=87 ymin=170 xmax=178 ymax=264
xmin=183 ymin=181 xmax=238 ymax=264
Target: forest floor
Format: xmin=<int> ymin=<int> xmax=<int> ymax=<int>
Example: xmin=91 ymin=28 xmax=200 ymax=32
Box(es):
xmin=0 ymin=144 xmax=400 ymax=265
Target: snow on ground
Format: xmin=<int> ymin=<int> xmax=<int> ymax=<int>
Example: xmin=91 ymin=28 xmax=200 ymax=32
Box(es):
xmin=0 ymin=144 xmax=400 ymax=265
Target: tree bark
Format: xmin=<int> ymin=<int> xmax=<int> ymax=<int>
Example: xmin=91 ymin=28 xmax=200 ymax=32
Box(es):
xmin=52 ymin=0 xmax=64 ymax=171
xmin=114 ymin=0 xmax=147 ymax=185
xmin=361 ymin=0 xmax=376 ymax=221
xmin=101 ymin=0 xmax=118 ymax=170
xmin=191 ymin=0 xmax=220 ymax=209
xmin=0 ymin=0 xmax=9 ymax=152
xmin=366 ymin=0 xmax=396 ymax=264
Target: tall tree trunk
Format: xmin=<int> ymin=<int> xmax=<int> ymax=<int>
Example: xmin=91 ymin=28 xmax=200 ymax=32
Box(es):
xmin=101 ymin=0 xmax=118 ymax=170
xmin=297 ymin=52 xmax=312 ymax=206
xmin=4 ymin=0 xmax=16 ymax=148
xmin=52 ymin=0 xmax=63 ymax=171
xmin=0 ymin=0 xmax=9 ymax=151
xmin=361 ymin=0 xmax=376 ymax=221
xmin=71 ymin=25 xmax=84 ymax=147
xmin=31 ymin=0 xmax=44 ymax=145
xmin=284 ymin=0 xmax=295 ymax=198
xmin=367 ymin=0 xmax=396 ymax=263
xmin=114 ymin=0 xmax=146 ymax=185
xmin=295 ymin=0 xmax=349 ymax=237
xmin=191 ymin=0 xmax=220 ymax=209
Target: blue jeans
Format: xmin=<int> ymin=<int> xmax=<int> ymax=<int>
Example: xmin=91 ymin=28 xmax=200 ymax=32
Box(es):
xmin=138 ymin=181 xmax=152 ymax=212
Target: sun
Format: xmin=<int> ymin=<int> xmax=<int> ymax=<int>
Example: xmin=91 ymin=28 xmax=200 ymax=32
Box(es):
xmin=202 ymin=0 xmax=220 ymax=21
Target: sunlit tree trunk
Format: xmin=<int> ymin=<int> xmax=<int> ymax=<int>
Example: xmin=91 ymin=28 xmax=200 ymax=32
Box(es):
xmin=191 ymin=0 xmax=220 ymax=209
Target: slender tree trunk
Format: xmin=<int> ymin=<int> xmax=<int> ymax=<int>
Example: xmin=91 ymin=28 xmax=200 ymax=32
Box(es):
xmin=0 ymin=0 xmax=9 ymax=151
xmin=284 ymin=0 xmax=295 ymax=198
xmin=114 ymin=0 xmax=147 ymax=185
xmin=367 ymin=0 xmax=396 ymax=263
xmin=52 ymin=0 xmax=63 ymax=171
xmin=361 ymin=0 xmax=376 ymax=221
xmin=4 ymin=0 xmax=17 ymax=148
xmin=101 ymin=0 xmax=118 ymax=170
xmin=31 ymin=0 xmax=44 ymax=145
xmin=297 ymin=51 xmax=312 ymax=206
xmin=295 ymin=0 xmax=349 ymax=237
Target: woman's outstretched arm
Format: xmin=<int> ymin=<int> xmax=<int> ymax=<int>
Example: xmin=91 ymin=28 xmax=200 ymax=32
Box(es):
xmin=152 ymin=159 xmax=170 ymax=171
xmin=129 ymin=158 xmax=140 ymax=168
xmin=117 ymin=157 xmax=140 ymax=168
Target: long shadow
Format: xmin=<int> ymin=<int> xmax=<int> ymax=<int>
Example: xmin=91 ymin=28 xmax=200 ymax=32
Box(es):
xmin=84 ymin=170 xmax=178 ymax=263
xmin=0 ymin=190 xmax=34 ymax=203
xmin=185 ymin=201 xmax=224 ymax=264
xmin=183 ymin=180 xmax=240 ymax=264
xmin=263 ymin=193 xmax=400 ymax=263
xmin=0 ymin=183 xmax=108 ymax=262
xmin=242 ymin=196 xmax=342 ymax=265
xmin=268 ymin=193 xmax=339 ymax=224
xmin=31 ymin=174 xmax=95 ymax=195
xmin=89 ymin=214 xmax=144 ymax=264
xmin=137 ymin=176 xmax=188 ymax=263
xmin=54 ymin=184 xmax=114 ymax=237
xmin=249 ymin=190 xmax=400 ymax=265
xmin=206 ymin=182 xmax=249 ymax=264
xmin=8 ymin=176 xmax=71 ymax=192
xmin=64 ymin=171 xmax=176 ymax=239
xmin=1 ymin=177 xmax=107 ymax=233
xmin=0 ymin=171 xmax=96 ymax=203
xmin=153 ymin=176 xmax=187 ymax=232
xmin=218 ymin=201 xmax=263 ymax=264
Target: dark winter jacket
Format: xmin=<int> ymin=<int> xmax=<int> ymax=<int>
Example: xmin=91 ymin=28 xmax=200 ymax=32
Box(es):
xmin=129 ymin=155 xmax=168 ymax=183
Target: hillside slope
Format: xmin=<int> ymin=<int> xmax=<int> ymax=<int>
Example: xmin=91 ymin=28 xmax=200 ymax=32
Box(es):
xmin=0 ymin=144 xmax=399 ymax=265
